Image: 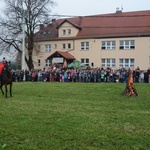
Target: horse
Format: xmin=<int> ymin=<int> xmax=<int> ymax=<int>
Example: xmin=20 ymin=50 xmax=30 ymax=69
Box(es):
xmin=0 ymin=62 xmax=13 ymax=98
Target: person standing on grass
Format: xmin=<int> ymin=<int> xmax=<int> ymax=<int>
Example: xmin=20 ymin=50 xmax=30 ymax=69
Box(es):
xmin=135 ymin=66 xmax=140 ymax=82
xmin=63 ymin=71 xmax=68 ymax=82
xmin=38 ymin=70 xmax=42 ymax=82
xmin=31 ymin=71 xmax=36 ymax=82
xmin=140 ymin=71 xmax=144 ymax=83
xmin=100 ymin=71 xmax=105 ymax=82
xmin=148 ymin=74 xmax=150 ymax=83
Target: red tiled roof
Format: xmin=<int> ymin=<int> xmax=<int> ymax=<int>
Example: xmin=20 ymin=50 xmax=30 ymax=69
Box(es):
xmin=34 ymin=10 xmax=150 ymax=41
xmin=56 ymin=19 xmax=81 ymax=29
xmin=78 ymin=10 xmax=150 ymax=37
xmin=47 ymin=51 xmax=75 ymax=60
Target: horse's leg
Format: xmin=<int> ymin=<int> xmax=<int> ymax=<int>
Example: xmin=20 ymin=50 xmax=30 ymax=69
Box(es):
xmin=0 ymin=84 xmax=4 ymax=95
xmin=5 ymin=84 xmax=7 ymax=98
xmin=10 ymin=83 xmax=12 ymax=97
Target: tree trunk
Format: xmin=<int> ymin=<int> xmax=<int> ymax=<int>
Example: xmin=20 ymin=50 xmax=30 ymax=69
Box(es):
xmin=26 ymin=55 xmax=34 ymax=70
xmin=26 ymin=36 xmax=34 ymax=70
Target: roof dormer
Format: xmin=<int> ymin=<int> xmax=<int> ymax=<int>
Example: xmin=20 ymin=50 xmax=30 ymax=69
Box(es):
xmin=57 ymin=19 xmax=81 ymax=38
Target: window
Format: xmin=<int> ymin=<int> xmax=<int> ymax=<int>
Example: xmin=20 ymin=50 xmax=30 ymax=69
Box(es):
xmin=62 ymin=29 xmax=66 ymax=35
xmin=45 ymin=59 xmax=50 ymax=66
xmin=119 ymin=59 xmax=134 ymax=68
xmin=36 ymin=45 xmax=40 ymax=51
xmin=45 ymin=44 xmax=51 ymax=52
xmin=67 ymin=29 xmax=71 ymax=35
xmin=67 ymin=43 xmax=71 ymax=49
xmin=81 ymin=58 xmax=89 ymax=66
xmin=38 ymin=59 xmax=40 ymax=66
xmin=54 ymin=44 xmax=57 ymax=49
xmin=101 ymin=59 xmax=116 ymax=67
xmin=48 ymin=31 xmax=51 ymax=34
xmin=62 ymin=44 xmax=66 ymax=49
xmin=120 ymin=40 xmax=135 ymax=49
xmin=101 ymin=41 xmax=116 ymax=50
xmin=81 ymin=42 xmax=89 ymax=50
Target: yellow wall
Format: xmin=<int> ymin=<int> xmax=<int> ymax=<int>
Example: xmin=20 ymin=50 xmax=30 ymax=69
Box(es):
xmin=32 ymin=23 xmax=150 ymax=71
xmin=58 ymin=22 xmax=79 ymax=37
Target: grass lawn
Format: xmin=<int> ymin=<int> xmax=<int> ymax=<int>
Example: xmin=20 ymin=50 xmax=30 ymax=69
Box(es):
xmin=0 ymin=82 xmax=150 ymax=150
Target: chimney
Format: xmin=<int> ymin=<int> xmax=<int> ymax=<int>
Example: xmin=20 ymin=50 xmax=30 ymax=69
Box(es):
xmin=52 ymin=18 xmax=56 ymax=23
xmin=39 ymin=24 xmax=44 ymax=31
xmin=116 ymin=7 xmax=122 ymax=14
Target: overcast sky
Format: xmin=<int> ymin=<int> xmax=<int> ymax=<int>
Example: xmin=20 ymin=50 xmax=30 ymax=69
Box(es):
xmin=0 ymin=0 xmax=150 ymax=17
xmin=52 ymin=0 xmax=150 ymax=16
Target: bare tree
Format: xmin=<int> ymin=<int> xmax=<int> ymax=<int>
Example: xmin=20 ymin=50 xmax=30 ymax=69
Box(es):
xmin=0 ymin=0 xmax=55 ymax=70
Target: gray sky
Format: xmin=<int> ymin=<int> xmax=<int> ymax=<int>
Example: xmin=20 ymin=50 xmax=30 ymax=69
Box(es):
xmin=0 ymin=0 xmax=150 ymax=16
xmin=52 ymin=0 xmax=150 ymax=16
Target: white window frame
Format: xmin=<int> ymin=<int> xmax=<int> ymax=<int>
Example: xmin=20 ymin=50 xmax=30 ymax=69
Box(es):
xmin=43 ymin=32 xmax=46 ymax=35
xmin=67 ymin=29 xmax=71 ymax=35
xmin=101 ymin=41 xmax=116 ymax=50
xmin=62 ymin=29 xmax=66 ymax=35
xmin=81 ymin=58 xmax=89 ymax=66
xmin=101 ymin=59 xmax=116 ymax=67
xmin=81 ymin=42 xmax=89 ymax=50
xmin=120 ymin=40 xmax=135 ymax=50
xmin=37 ymin=45 xmax=41 ymax=51
xmin=45 ymin=44 xmax=51 ymax=52
xmin=62 ymin=43 xmax=66 ymax=49
xmin=67 ymin=43 xmax=71 ymax=49
xmin=38 ymin=59 xmax=40 ymax=67
xmin=54 ymin=44 xmax=57 ymax=49
xmin=45 ymin=59 xmax=50 ymax=66
xmin=119 ymin=59 xmax=134 ymax=68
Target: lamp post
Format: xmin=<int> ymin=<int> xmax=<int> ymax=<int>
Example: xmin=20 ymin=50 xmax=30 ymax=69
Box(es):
xmin=21 ymin=11 xmax=26 ymax=81
xmin=22 ymin=17 xmax=25 ymax=72
xmin=16 ymin=7 xmax=26 ymax=80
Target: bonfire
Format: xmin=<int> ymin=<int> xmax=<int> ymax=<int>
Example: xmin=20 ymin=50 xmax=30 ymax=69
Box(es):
xmin=123 ymin=69 xmax=138 ymax=96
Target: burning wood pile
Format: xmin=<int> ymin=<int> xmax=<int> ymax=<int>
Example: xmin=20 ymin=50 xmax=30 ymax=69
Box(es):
xmin=123 ymin=69 xmax=138 ymax=96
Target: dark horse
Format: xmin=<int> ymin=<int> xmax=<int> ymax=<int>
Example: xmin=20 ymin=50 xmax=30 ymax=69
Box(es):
xmin=0 ymin=62 xmax=13 ymax=98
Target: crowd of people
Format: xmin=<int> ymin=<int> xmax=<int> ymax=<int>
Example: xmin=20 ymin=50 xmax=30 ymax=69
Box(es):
xmin=11 ymin=66 xmax=150 ymax=83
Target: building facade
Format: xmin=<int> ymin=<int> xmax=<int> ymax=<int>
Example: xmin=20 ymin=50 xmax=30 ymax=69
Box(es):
xmin=33 ymin=10 xmax=150 ymax=70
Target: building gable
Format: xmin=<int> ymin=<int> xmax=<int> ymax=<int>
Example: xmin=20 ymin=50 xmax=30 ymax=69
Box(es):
xmin=47 ymin=51 xmax=75 ymax=60
xmin=57 ymin=20 xmax=81 ymax=38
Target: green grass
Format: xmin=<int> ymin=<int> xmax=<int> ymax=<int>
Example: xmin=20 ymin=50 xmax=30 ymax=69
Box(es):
xmin=0 ymin=82 xmax=150 ymax=150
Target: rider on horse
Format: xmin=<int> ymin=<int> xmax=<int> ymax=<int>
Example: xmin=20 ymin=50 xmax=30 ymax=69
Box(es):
xmin=0 ymin=57 xmax=12 ymax=98
xmin=0 ymin=57 xmax=8 ymax=82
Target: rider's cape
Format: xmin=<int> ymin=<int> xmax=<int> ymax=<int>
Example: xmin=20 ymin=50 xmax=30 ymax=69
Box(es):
xmin=0 ymin=63 xmax=5 ymax=75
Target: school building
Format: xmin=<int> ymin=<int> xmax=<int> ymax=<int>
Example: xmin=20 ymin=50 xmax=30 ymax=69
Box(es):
xmin=33 ymin=9 xmax=150 ymax=70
